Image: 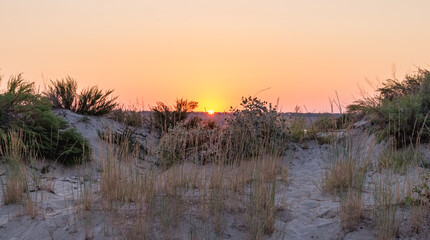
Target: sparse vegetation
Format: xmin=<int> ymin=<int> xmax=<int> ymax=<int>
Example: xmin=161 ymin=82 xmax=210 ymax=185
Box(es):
xmin=151 ymin=98 xmax=198 ymax=132
xmin=378 ymin=146 xmax=422 ymax=174
xmin=373 ymin=171 xmax=402 ymax=240
xmin=319 ymin=131 xmax=372 ymax=232
xmin=76 ymin=86 xmax=118 ymax=115
xmin=156 ymin=96 xmax=288 ymax=168
xmin=3 ymin=71 xmax=430 ymax=239
xmin=348 ymin=68 xmax=430 ymax=147
xmin=0 ymin=74 xmax=90 ymax=165
xmin=321 ymin=133 xmax=370 ymax=195
xmin=288 ymin=106 xmax=307 ymax=142
xmin=0 ymin=131 xmax=29 ymax=204
xmin=157 ymin=119 xmax=219 ymax=167
xmin=95 ymin=125 xmax=288 ymax=239
xmin=224 ymin=96 xmax=288 ymax=162
xmin=109 ymin=107 xmax=147 ymax=127
xmin=45 ymin=76 xmax=118 ymax=115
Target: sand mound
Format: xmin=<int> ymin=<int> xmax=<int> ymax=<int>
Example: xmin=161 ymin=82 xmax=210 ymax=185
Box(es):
xmin=1 ymin=110 xmax=429 ymax=239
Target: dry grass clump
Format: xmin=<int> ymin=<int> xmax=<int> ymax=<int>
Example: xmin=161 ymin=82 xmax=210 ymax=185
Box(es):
xmin=95 ymin=123 xmax=289 ymax=239
xmin=373 ymin=171 xmax=402 ymax=240
xmin=1 ymin=130 xmax=29 ymax=204
xmin=321 ymin=133 xmax=370 ymax=195
xmin=339 ymin=189 xmax=363 ymax=231
xmin=109 ymin=103 xmax=148 ymax=127
xmin=378 ymin=146 xmax=422 ymax=174
xmin=323 ymin=158 xmax=363 ymax=194
xmin=157 ymin=120 xmax=220 ymax=167
xmin=100 ymin=133 xmax=141 ymax=207
xmin=320 ymin=132 xmax=372 ymax=231
xmin=2 ymin=167 xmax=27 ymax=205
xmin=246 ymin=157 xmax=278 ymax=238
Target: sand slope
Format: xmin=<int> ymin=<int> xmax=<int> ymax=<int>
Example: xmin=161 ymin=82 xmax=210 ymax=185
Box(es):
xmin=1 ymin=110 xmax=429 ymax=239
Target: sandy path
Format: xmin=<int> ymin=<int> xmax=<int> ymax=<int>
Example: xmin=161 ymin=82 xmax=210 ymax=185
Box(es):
xmin=275 ymin=142 xmax=342 ymax=240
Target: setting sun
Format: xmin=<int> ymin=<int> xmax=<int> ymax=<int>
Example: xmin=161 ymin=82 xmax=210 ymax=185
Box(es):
xmin=2 ymin=1 xmax=430 ymax=239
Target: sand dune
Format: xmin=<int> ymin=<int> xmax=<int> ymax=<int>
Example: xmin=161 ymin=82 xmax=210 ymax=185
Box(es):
xmin=1 ymin=110 xmax=429 ymax=239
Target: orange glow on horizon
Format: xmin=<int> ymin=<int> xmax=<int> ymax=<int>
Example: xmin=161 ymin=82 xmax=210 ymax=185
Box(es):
xmin=207 ymin=110 xmax=214 ymax=115
xmin=1 ymin=1 xmax=429 ymax=113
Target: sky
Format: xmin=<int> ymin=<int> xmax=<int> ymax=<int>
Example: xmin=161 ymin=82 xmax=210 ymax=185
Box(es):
xmin=1 ymin=0 xmax=429 ymax=112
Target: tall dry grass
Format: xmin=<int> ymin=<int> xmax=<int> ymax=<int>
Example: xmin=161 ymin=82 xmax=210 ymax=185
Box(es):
xmin=93 ymin=111 xmax=290 ymax=239
xmin=319 ymin=130 xmax=373 ymax=231
xmin=1 ymin=130 xmax=29 ymax=205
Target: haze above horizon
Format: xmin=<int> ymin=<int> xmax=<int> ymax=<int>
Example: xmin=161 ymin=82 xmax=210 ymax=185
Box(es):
xmin=1 ymin=0 xmax=429 ymax=112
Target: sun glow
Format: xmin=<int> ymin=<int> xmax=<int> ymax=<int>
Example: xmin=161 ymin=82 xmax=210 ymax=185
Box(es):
xmin=207 ymin=110 xmax=214 ymax=115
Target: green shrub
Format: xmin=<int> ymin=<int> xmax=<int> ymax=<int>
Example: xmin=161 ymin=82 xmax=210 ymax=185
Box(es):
xmin=55 ymin=128 xmax=91 ymax=165
xmin=307 ymin=113 xmax=354 ymax=145
xmin=223 ymin=96 xmax=288 ymax=161
xmin=288 ymin=107 xmax=307 ymax=142
xmin=45 ymin=77 xmax=117 ymax=116
xmin=0 ymin=74 xmax=90 ymax=165
xmin=347 ymin=69 xmax=430 ymax=146
xmin=151 ymin=98 xmax=198 ymax=132
xmin=311 ymin=114 xmax=338 ymax=132
xmin=408 ymin=172 xmax=430 ymax=206
xmin=310 ymin=113 xmax=352 ymax=133
xmin=378 ymin=146 xmax=422 ymax=174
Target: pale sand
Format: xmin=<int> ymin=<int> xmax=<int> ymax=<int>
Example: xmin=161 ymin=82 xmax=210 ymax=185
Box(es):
xmin=0 ymin=110 xmax=428 ymax=239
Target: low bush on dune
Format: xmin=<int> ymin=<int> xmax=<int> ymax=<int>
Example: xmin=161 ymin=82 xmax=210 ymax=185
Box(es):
xmin=151 ymin=98 xmax=198 ymax=132
xmin=309 ymin=113 xmax=353 ymax=133
xmin=0 ymin=74 xmax=90 ymax=165
xmin=109 ymin=108 xmax=148 ymax=127
xmin=347 ymin=68 xmax=430 ymax=147
xmin=45 ymin=76 xmax=118 ymax=116
xmin=157 ymin=96 xmax=288 ymax=166
xmin=224 ymin=96 xmax=288 ymax=161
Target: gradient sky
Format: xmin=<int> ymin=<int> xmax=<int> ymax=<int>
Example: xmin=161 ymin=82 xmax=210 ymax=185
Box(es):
xmin=1 ymin=1 xmax=429 ymax=112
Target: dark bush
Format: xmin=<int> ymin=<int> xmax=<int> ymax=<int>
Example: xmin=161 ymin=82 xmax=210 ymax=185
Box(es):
xmin=76 ymin=86 xmax=117 ymax=115
xmin=0 ymin=74 xmax=90 ymax=165
xmin=45 ymin=76 xmax=77 ymax=110
xmin=45 ymin=77 xmax=117 ymax=116
xmin=151 ymin=98 xmax=198 ymax=132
